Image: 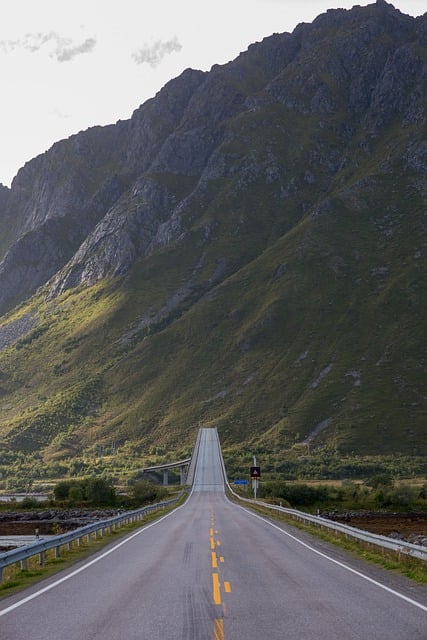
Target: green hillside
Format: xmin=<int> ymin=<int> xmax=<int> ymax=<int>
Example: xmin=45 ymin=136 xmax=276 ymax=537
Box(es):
xmin=0 ymin=158 xmax=424 ymax=473
xmin=0 ymin=2 xmax=425 ymax=483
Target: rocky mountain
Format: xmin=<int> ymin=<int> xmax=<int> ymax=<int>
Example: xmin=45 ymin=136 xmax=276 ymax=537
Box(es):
xmin=0 ymin=0 xmax=425 ymax=466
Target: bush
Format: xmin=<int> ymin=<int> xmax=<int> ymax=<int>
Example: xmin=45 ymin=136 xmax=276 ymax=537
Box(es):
xmin=130 ymin=480 xmax=168 ymax=505
xmin=53 ymin=480 xmax=72 ymax=501
xmin=84 ymin=477 xmax=116 ymax=505
xmin=366 ymin=474 xmax=394 ymax=489
xmin=375 ymin=485 xmax=418 ymax=509
xmin=19 ymin=497 xmax=40 ymax=509
xmin=259 ymin=481 xmax=331 ymax=507
xmin=68 ymin=484 xmax=84 ymax=503
xmin=418 ymin=483 xmax=427 ymax=500
xmin=53 ymin=477 xmax=116 ymax=506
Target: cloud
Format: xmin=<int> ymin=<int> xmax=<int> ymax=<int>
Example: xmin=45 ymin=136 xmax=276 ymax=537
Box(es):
xmin=0 ymin=32 xmax=96 ymax=62
xmin=55 ymin=37 xmax=96 ymax=62
xmin=132 ymin=36 xmax=182 ymax=68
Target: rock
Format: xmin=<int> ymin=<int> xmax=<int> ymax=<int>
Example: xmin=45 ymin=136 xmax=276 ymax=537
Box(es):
xmin=0 ymin=2 xmax=424 ymax=316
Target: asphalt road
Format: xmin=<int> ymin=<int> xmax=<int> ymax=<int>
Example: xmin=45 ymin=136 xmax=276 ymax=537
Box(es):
xmin=1 ymin=428 xmax=426 ymax=639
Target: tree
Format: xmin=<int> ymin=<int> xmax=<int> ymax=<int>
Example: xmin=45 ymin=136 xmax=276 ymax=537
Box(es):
xmin=53 ymin=477 xmax=116 ymax=505
xmin=84 ymin=477 xmax=116 ymax=505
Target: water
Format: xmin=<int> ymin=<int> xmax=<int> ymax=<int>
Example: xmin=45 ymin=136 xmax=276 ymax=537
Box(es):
xmin=0 ymin=493 xmax=49 ymax=503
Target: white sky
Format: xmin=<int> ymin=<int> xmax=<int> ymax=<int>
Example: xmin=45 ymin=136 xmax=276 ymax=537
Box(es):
xmin=0 ymin=0 xmax=424 ymax=187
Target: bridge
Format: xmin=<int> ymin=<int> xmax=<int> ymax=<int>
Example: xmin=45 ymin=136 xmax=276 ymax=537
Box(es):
xmin=141 ymin=457 xmax=191 ymax=485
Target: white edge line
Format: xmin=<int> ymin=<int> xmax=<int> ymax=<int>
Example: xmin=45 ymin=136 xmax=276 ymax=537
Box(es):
xmin=0 ymin=500 xmax=187 ymax=617
xmin=233 ymin=499 xmax=427 ymax=614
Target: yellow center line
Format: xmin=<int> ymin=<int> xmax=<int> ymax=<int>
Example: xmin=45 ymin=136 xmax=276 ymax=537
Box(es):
xmin=210 ymin=519 xmax=227 ymax=639
xmin=212 ymin=572 xmax=221 ymax=605
xmin=213 ymin=618 xmax=224 ymax=640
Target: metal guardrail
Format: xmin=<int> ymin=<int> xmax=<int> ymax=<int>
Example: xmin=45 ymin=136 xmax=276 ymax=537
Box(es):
xmin=258 ymin=501 xmax=427 ymax=561
xmin=0 ymin=494 xmax=183 ymax=583
xmin=226 ymin=484 xmax=427 ymax=562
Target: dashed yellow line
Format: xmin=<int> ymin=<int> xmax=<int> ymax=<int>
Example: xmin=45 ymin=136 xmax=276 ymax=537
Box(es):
xmin=212 ymin=572 xmax=221 ymax=605
xmin=210 ymin=519 xmax=230 ymax=639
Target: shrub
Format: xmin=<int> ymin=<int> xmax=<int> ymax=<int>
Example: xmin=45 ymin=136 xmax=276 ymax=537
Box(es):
xmin=259 ymin=481 xmax=331 ymax=507
xmin=130 ymin=480 xmax=168 ymax=505
xmin=366 ymin=474 xmax=394 ymax=489
xmin=53 ymin=477 xmax=116 ymax=506
xmin=19 ymin=497 xmax=40 ymax=509
xmin=53 ymin=480 xmax=74 ymax=501
xmin=84 ymin=477 xmax=116 ymax=505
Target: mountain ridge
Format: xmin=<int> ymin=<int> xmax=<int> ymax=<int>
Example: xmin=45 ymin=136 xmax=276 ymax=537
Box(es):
xmin=0 ymin=1 xmax=425 ymax=465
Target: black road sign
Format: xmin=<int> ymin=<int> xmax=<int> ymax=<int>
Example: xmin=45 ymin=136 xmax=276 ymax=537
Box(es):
xmin=250 ymin=466 xmax=261 ymax=478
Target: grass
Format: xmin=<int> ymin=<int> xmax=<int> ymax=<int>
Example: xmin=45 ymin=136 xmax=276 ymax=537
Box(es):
xmin=0 ymin=42 xmax=425 ymax=467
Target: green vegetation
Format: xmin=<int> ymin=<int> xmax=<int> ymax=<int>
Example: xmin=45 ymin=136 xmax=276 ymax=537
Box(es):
xmin=0 ymin=10 xmax=425 ymax=479
xmin=224 ymin=445 xmax=427 ymax=482
xmin=256 ymin=478 xmax=427 ymax=512
xmin=53 ymin=477 xmax=116 ymax=506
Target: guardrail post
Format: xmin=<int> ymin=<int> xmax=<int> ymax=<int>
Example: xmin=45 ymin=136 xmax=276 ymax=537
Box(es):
xmin=21 ymin=558 xmax=27 ymax=571
xmin=55 ymin=545 xmax=60 ymax=558
xmin=39 ymin=551 xmax=45 ymax=566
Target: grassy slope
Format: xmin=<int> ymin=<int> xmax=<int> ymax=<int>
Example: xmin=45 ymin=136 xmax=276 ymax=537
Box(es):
xmin=0 ymin=21 xmax=425 ymax=464
xmin=0 ymin=154 xmax=424 ymax=462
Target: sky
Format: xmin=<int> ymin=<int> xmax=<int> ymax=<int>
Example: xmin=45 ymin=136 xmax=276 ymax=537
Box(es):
xmin=0 ymin=0 xmax=424 ymax=187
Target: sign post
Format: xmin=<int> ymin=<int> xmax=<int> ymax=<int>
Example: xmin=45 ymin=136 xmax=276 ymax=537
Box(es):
xmin=250 ymin=456 xmax=261 ymax=500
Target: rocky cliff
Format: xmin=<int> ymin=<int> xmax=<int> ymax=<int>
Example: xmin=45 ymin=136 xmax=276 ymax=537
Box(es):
xmin=0 ymin=1 xmax=424 ymax=314
xmin=0 ymin=1 xmax=425 ymax=461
